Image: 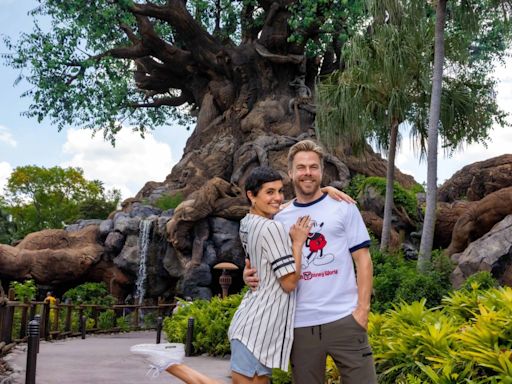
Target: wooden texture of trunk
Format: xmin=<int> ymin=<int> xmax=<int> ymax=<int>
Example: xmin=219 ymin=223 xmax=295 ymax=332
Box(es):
xmin=418 ymin=0 xmax=447 ymax=272
xmin=380 ymin=119 xmax=399 ymax=252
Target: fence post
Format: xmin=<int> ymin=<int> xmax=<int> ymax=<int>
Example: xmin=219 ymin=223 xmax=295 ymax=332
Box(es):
xmin=42 ymin=301 xmax=50 ymax=341
xmin=0 ymin=296 xmax=8 ymax=343
xmin=0 ymin=289 xmax=16 ymax=344
xmin=92 ymin=305 xmax=99 ymax=330
xmin=133 ymin=306 xmax=139 ymax=330
xmin=25 ymin=319 xmax=40 ymax=384
xmin=19 ymin=302 xmax=29 ymax=339
xmin=156 ymin=316 xmax=162 ymax=344
xmin=64 ymin=302 xmax=72 ymax=333
xmin=185 ymin=317 xmax=194 ymax=357
xmin=80 ymin=315 xmax=86 ymax=340
xmin=34 ymin=314 xmax=41 ymax=353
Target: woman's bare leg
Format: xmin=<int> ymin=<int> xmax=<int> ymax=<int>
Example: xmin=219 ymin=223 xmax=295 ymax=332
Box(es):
xmin=231 ymin=371 xmax=269 ymax=384
xmin=166 ymin=364 xmax=223 ymax=384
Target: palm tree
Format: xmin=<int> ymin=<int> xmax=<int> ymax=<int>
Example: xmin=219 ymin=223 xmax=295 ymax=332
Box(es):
xmin=418 ymin=0 xmax=512 ymax=271
xmin=418 ymin=0 xmax=446 ymax=272
xmin=317 ymin=0 xmax=431 ymax=251
xmin=317 ymin=0 xmax=510 ymax=254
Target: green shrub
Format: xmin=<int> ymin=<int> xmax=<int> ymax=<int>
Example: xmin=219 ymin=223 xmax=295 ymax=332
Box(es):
xmin=141 ymin=310 xmax=158 ymax=329
xmin=163 ymin=294 xmax=243 ymax=356
xmin=63 ymin=282 xmax=116 ymax=306
xmin=371 ymin=286 xmax=512 ymax=383
xmin=461 ymin=271 xmax=498 ymax=291
xmin=153 ymin=193 xmax=184 ymax=210
xmin=116 ymin=315 xmax=131 ymax=331
xmin=371 ymin=247 xmax=453 ymax=313
xmin=98 ymin=309 xmax=116 ymax=330
xmin=9 ymin=279 xmax=37 ymax=302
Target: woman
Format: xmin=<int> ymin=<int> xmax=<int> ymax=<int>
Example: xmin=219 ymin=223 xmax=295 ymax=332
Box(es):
xmin=131 ymin=167 xmax=350 ymax=383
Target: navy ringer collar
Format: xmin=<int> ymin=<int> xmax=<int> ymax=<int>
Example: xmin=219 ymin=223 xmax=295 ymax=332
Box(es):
xmin=293 ymin=192 xmax=328 ymax=207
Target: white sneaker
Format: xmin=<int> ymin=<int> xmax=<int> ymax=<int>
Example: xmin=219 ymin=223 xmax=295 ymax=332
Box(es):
xmin=130 ymin=343 xmax=185 ymax=376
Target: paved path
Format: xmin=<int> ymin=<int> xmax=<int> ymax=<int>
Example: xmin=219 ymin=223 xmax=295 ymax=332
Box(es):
xmin=5 ymin=331 xmax=231 ymax=383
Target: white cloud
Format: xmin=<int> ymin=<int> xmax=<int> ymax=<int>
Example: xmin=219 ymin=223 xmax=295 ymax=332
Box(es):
xmin=0 ymin=125 xmax=17 ymax=147
xmin=61 ymin=128 xmax=175 ymax=200
xmin=0 ymin=161 xmax=12 ymax=192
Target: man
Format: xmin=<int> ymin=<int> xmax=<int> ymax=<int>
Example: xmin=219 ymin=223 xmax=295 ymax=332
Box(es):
xmin=244 ymin=139 xmax=377 ymax=384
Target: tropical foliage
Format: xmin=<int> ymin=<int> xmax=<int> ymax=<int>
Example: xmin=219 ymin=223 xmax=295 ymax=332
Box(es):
xmin=1 ymin=165 xmax=121 ymax=241
xmin=316 ymin=0 xmax=511 ymax=252
xmin=164 ymin=294 xmax=243 ymax=356
xmin=372 ymin=285 xmax=512 ymax=383
xmin=63 ymin=282 xmax=117 ymax=307
xmin=164 ymin=276 xmax=511 ymax=383
xmin=9 ymin=279 xmax=37 ymax=302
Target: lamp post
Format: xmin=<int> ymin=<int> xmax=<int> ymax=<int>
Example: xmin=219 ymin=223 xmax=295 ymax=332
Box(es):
xmin=213 ymin=262 xmax=239 ymax=298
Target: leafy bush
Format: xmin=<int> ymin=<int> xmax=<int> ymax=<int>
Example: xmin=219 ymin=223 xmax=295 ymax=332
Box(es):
xmin=163 ymin=294 xmax=243 ymax=356
xmin=461 ymin=271 xmax=498 ymax=291
xmin=98 ymin=309 xmax=116 ymax=330
xmin=63 ymin=282 xmax=116 ymax=306
xmin=371 ymin=247 xmax=453 ymax=312
xmin=371 ymin=286 xmax=512 ymax=383
xmin=153 ymin=192 xmax=184 ymax=210
xmin=9 ymin=279 xmax=37 ymax=301
xmin=116 ymin=315 xmax=131 ymax=332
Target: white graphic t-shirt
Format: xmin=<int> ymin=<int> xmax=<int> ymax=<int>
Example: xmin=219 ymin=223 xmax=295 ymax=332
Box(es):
xmin=275 ymin=194 xmax=370 ymax=328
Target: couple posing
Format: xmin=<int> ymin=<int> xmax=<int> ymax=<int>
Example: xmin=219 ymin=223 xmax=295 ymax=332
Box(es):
xmin=131 ymin=140 xmax=377 ymax=384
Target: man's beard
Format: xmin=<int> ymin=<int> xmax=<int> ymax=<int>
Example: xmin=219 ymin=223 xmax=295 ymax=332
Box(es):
xmin=293 ymin=178 xmax=321 ymax=196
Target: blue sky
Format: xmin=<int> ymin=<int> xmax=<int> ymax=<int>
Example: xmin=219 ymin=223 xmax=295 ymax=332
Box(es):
xmin=0 ymin=1 xmax=511 ymax=200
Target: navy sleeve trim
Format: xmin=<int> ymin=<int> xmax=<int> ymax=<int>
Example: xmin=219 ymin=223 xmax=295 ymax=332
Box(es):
xmin=349 ymin=240 xmax=371 ymax=253
xmin=273 ymin=260 xmax=295 ymax=272
xmin=271 ymin=255 xmax=294 ymax=266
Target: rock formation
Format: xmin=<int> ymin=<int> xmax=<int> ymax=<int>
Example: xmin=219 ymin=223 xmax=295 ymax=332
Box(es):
xmin=446 ymin=187 xmax=512 ymax=256
xmin=451 ymin=214 xmax=512 ymax=288
xmin=438 ymin=154 xmax=512 ymax=202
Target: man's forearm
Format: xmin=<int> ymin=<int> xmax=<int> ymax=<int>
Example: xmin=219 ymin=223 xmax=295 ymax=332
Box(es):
xmin=353 ymin=248 xmax=373 ymax=311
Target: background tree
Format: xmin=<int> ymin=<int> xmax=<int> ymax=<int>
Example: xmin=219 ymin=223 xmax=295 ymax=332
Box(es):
xmin=3 ymin=165 xmax=121 ymax=240
xmin=316 ymin=0 xmax=510 ymax=252
xmin=0 ymin=196 xmax=16 ymax=244
xmin=418 ymin=0 xmax=512 ymax=270
xmin=3 ymin=0 xmax=372 ymax=201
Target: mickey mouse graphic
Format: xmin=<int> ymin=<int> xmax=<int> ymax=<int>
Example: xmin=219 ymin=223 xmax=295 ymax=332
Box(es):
xmin=303 ymin=220 xmax=335 ymax=268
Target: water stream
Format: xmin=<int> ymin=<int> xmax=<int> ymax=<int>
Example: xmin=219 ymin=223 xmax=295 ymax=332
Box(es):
xmin=135 ymin=219 xmax=152 ymax=305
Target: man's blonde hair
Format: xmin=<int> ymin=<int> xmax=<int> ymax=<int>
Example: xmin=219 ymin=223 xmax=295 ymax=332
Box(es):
xmin=287 ymin=139 xmax=325 ymax=170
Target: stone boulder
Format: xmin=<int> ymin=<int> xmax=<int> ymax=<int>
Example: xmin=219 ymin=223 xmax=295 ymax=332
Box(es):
xmin=0 ymin=226 xmax=104 ymax=284
xmin=451 ymin=215 xmax=512 ymax=287
xmin=361 ymin=210 xmax=400 ymax=249
xmin=434 ymin=201 xmax=473 ymax=249
xmin=447 ymin=187 xmax=512 ymax=256
xmin=438 ymin=154 xmax=512 ymax=202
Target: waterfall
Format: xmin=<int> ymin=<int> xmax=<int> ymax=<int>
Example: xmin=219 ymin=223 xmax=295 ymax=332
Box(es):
xmin=135 ymin=219 xmax=152 ymax=305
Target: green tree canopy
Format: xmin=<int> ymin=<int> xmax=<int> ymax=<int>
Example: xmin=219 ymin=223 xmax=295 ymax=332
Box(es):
xmin=0 ymin=196 xmax=16 ymax=244
xmin=2 ymin=165 xmax=121 ymax=240
xmin=3 ymin=0 xmax=367 ymax=143
xmin=316 ymin=0 xmax=510 ymax=155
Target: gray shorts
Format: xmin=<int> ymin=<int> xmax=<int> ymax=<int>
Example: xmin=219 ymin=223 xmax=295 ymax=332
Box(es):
xmin=230 ymin=339 xmax=272 ymax=378
xmin=290 ymin=314 xmax=377 ymax=384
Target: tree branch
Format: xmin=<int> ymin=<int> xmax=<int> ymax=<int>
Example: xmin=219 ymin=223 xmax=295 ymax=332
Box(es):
xmin=130 ymin=93 xmax=192 ymax=108
xmin=128 ymin=0 xmax=226 ymax=75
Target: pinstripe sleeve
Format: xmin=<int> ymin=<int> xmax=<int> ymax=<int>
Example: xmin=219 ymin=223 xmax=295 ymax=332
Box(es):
xmin=262 ymin=222 xmax=296 ymax=278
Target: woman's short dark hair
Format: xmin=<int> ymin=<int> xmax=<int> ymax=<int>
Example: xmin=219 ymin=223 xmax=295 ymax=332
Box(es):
xmin=244 ymin=167 xmax=283 ymax=202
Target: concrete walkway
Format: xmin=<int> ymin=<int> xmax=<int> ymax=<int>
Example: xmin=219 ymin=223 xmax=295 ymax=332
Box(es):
xmin=5 ymin=331 xmax=231 ymax=383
